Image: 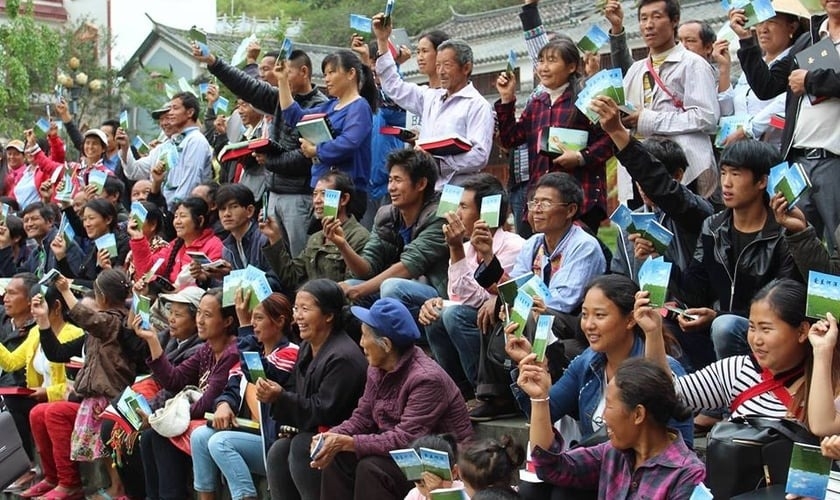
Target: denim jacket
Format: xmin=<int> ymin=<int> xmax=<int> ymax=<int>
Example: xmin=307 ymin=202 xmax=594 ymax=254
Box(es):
xmin=511 ymin=335 xmax=693 ymax=448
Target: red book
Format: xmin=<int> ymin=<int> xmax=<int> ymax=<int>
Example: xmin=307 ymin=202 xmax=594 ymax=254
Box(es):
xmin=379 ymin=126 xmax=418 ymax=142
xmin=769 ymin=114 xmax=785 ymax=130
xmin=0 ymin=387 xmax=35 ymax=396
xmin=417 ymin=135 xmax=472 ymax=156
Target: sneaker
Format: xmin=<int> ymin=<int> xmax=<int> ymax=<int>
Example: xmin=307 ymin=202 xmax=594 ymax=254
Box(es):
xmin=469 ymin=400 xmax=520 ymax=422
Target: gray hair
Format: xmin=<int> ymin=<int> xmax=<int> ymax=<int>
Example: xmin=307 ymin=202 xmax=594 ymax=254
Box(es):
xmin=437 ymin=39 xmax=473 ymax=70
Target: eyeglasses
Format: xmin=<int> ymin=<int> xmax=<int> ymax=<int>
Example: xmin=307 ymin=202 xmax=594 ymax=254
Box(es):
xmin=526 ymin=200 xmax=571 ymax=211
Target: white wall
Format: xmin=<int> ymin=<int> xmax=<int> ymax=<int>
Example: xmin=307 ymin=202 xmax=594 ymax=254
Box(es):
xmin=109 ymin=0 xmax=217 ymax=66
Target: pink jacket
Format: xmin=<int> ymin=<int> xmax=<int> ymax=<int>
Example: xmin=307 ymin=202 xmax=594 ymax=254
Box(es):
xmin=130 ymin=228 xmax=223 ymax=284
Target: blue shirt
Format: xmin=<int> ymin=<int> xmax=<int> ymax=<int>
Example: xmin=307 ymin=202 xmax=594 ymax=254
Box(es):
xmin=283 ymin=98 xmax=372 ymax=193
xmin=162 ymin=126 xmax=213 ymax=210
xmin=511 ymin=225 xmax=605 ymax=313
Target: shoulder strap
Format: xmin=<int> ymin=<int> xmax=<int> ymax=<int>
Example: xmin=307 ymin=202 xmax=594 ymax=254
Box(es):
xmin=645 ymin=58 xmax=685 ymax=111
xmin=730 ymin=367 xmax=802 ymax=413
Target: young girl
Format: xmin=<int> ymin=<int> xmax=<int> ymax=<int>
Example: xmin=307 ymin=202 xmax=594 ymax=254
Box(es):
xmin=191 ymin=291 xmax=299 ymax=500
xmin=404 ymin=434 xmax=463 ymax=500
xmin=495 ymin=37 xmax=614 ymax=233
xmin=458 ymin=435 xmax=525 ymax=497
xmin=22 ymin=270 xmax=136 ymax=500
xmin=133 ymin=288 xmax=239 ymax=500
xmin=130 ymin=196 xmax=223 ymax=290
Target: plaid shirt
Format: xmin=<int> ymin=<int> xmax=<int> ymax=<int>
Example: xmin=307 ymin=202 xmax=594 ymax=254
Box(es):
xmin=496 ymin=88 xmax=613 ymax=217
xmin=532 ymin=429 xmax=705 ymax=499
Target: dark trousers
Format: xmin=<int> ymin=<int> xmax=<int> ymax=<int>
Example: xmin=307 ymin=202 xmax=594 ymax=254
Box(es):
xmin=320 ymin=452 xmax=412 ymax=500
xmin=267 ymin=432 xmax=321 ymax=500
xmin=519 ymin=480 xmax=598 ymax=500
xmin=139 ymin=429 xmax=191 ymax=500
xmin=99 ymin=419 xmax=146 ymax=499
xmin=5 ymin=395 xmax=37 ymax=461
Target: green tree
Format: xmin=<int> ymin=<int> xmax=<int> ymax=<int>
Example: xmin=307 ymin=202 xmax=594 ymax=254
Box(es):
xmin=0 ymin=0 xmax=63 ymax=136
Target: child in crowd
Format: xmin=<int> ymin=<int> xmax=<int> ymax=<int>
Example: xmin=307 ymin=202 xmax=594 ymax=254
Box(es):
xmin=404 ymin=434 xmax=463 ymax=500
xmin=458 ymin=436 xmax=525 ymax=498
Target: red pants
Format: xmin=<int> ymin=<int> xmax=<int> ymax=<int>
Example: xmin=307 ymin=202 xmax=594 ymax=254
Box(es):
xmin=29 ymin=401 xmax=81 ymax=489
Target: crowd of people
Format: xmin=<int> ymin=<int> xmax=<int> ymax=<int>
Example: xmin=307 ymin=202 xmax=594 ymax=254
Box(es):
xmin=0 ymin=0 xmax=840 ymax=498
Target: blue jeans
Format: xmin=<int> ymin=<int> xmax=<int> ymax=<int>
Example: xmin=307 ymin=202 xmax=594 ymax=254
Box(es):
xmin=268 ymin=192 xmax=313 ymax=257
xmin=425 ymin=304 xmax=481 ymax=398
xmin=380 ymin=277 xmax=440 ymax=321
xmin=710 ymin=313 xmax=750 ymax=360
xmin=191 ymin=425 xmax=265 ymax=500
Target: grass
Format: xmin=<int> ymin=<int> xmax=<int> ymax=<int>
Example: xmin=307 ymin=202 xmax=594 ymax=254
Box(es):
xmin=598 ymin=224 xmax=618 ymax=254
xmin=806 ymin=294 xmax=840 ymax=320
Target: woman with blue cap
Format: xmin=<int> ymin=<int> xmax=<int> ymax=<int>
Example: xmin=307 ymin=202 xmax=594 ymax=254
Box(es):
xmin=311 ymin=297 xmax=474 ymax=500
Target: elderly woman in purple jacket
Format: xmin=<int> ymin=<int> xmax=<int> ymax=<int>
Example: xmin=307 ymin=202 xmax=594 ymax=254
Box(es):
xmin=310 ymin=298 xmax=474 ymax=500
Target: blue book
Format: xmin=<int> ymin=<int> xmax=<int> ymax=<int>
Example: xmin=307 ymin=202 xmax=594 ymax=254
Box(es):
xmin=638 ymin=256 xmax=672 ymax=308
xmin=279 ymin=38 xmax=293 ymax=60
xmin=322 ymin=189 xmax=341 ymax=219
xmin=88 ymin=169 xmax=108 ymax=194
xmin=520 ymin=273 xmax=550 ymax=302
xmin=36 ymin=117 xmax=51 ymax=133
xmin=578 ymin=24 xmax=610 ymax=53
xmin=506 ymin=49 xmax=517 ymax=75
xmin=767 ymin=161 xmax=788 ymax=199
xmin=773 ymin=161 xmax=811 ymax=208
xmin=641 ymin=220 xmax=674 ymax=256
xmin=715 ymin=114 xmax=749 ymax=148
xmin=629 ymin=212 xmax=657 ymax=235
xmin=609 ymin=204 xmax=633 ymax=233
xmin=119 ymin=109 xmax=129 ymax=131
xmin=214 ymin=95 xmax=230 ymax=114
xmin=350 ymin=14 xmax=372 ymax=33
xmin=130 ymin=201 xmax=148 ymax=229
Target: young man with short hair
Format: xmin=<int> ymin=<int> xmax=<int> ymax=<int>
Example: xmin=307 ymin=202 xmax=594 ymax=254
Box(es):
xmin=12 ymin=203 xmax=82 ymax=278
xmin=261 ymin=170 xmax=370 ymax=290
xmin=419 ymin=173 xmax=524 ymax=400
xmin=327 ymin=149 xmax=448 ymax=317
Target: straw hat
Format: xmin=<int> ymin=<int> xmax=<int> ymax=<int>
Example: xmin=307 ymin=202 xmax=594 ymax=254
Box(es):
xmin=772 ymin=0 xmax=811 ymax=20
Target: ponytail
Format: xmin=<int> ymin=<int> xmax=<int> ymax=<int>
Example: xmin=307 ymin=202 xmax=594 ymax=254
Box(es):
xmin=358 ymin=63 xmax=379 ymax=113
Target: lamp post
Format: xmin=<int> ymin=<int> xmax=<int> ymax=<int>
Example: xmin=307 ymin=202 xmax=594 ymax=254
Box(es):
xmin=57 ymin=56 xmax=103 ymax=116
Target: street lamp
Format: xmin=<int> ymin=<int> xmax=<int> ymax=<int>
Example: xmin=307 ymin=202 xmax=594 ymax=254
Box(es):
xmin=57 ymin=56 xmax=104 ymax=115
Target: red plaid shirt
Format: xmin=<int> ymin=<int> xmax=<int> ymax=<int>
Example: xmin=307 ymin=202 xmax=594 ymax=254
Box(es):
xmin=496 ymin=87 xmax=614 ymax=217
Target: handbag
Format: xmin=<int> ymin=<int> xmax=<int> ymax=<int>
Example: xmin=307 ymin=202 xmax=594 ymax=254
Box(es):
xmin=0 ymin=410 xmax=29 ymax=491
xmin=705 ymin=417 xmax=818 ymax=499
xmin=148 ymin=385 xmax=202 ymax=438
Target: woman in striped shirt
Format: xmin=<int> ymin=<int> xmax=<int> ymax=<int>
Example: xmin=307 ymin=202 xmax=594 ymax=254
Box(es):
xmin=637 ymin=279 xmax=818 ymax=426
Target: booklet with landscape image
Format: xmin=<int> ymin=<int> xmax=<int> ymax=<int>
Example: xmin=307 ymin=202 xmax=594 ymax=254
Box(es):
xmin=88 ymin=169 xmax=108 ymax=195
xmin=538 ymin=127 xmax=588 ymax=159
xmin=510 ymin=291 xmax=534 ymax=339
xmin=806 ymin=270 xmax=840 ymax=320
xmin=520 ymin=273 xmax=550 ymax=302
xmin=715 ymin=115 xmax=749 ymax=148
xmin=130 ymin=201 xmax=148 ymax=229
xmin=575 ymin=68 xmax=626 ymax=122
xmin=629 ymin=212 xmax=657 ymax=235
xmin=322 ymin=189 xmax=341 ymax=219
xmin=640 ymin=220 xmax=674 ymax=256
xmin=132 ymin=292 xmax=152 ymax=329
xmin=638 ymin=256 xmax=672 ymax=308
xmin=532 ymin=315 xmax=554 ymax=363
xmin=419 ymin=447 xmax=453 ymax=480
xmin=389 ymin=448 xmax=424 ymax=481
xmin=506 ymin=49 xmax=517 ymax=76
xmin=116 ymin=386 xmax=153 ymax=431
xmin=241 ymin=351 xmax=266 ymax=383
xmin=577 ymin=24 xmax=609 ymax=53
xmin=497 ymin=272 xmax=536 ymax=306
xmin=244 ymin=265 xmax=273 ymax=311
xmin=350 ymin=14 xmax=372 ymax=33
xmin=94 ymin=233 xmax=118 ymax=258
xmin=223 ymin=269 xmax=246 ymax=307
xmin=429 ymin=488 xmax=467 ymax=500
xmin=609 ymin=204 xmax=633 ymax=233
xmin=772 ymin=161 xmax=811 ymax=208
xmin=436 ymin=184 xmax=464 ymax=218
xmin=785 ymin=442 xmax=832 ymax=500
xmin=296 ymin=113 xmax=335 ymax=145
xmin=480 ymin=194 xmax=502 ymax=228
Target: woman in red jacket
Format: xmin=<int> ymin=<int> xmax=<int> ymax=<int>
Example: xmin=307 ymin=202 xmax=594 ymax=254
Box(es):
xmin=130 ymin=196 xmax=223 ymax=290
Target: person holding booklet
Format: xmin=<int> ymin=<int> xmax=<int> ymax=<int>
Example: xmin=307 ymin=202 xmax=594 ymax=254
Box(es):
xmin=264 ymin=279 xmax=368 ymax=500
xmin=518 ymin=356 xmax=704 ymax=499
xmin=314 ymin=298 xmax=472 ymax=500
xmin=130 ymin=197 xmax=223 ymax=291
xmin=6 ymin=203 xmax=83 ymax=279
xmin=398 ymin=434 xmax=464 ymax=500
xmin=732 ymin=0 xmax=840 ymax=252
xmin=271 ymin=47 xmax=377 ymax=220
xmin=494 ymin=37 xmax=614 ymax=234
xmin=0 ymin=285 xmax=83 ymax=493
xmin=52 ymin=199 xmax=129 ymax=289
xmin=132 ymin=287 xmax=239 ymax=500
xmin=372 ymin=13 xmax=494 ymax=190
xmin=261 ymin=170 xmax=370 ymax=291
xmin=122 ymin=200 xmax=169 ymax=282
xmin=191 ymin=291 xmax=298 ymax=500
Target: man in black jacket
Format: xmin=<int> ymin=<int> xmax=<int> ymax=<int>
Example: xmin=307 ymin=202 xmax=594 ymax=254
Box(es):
xmin=735 ymin=5 xmax=840 ymax=252
xmin=195 ymin=46 xmax=328 ymax=256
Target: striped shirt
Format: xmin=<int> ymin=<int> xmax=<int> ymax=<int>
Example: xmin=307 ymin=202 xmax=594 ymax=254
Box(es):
xmin=675 ymin=355 xmax=795 ymax=419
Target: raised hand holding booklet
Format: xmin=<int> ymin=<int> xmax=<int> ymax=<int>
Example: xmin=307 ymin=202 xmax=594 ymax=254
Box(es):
xmin=94 ymin=233 xmax=118 ymax=258
xmin=188 ymin=26 xmax=209 ymax=55
xmin=772 ymin=161 xmax=811 ymax=208
xmin=436 ymin=184 xmax=464 ymax=218
xmin=131 ymin=136 xmax=150 ymax=155
xmin=241 ymin=351 xmax=266 ymax=383
xmin=785 ymin=442 xmax=832 ymax=500
xmin=223 ymin=269 xmax=246 ymax=307
xmin=629 ymin=212 xmax=657 ymax=235
xmin=638 ymin=257 xmax=672 ymax=308
xmin=132 ymin=292 xmax=151 ymax=329
xmin=480 ymin=194 xmax=502 ymax=229
xmin=230 ymin=33 xmax=258 ymax=67
xmin=506 ymin=49 xmax=517 ymax=76
xmin=350 ymin=14 xmax=373 ymax=33
xmin=510 ymin=291 xmax=534 ymax=338
xmin=640 ymin=220 xmax=674 ymax=256
xmin=119 ymin=109 xmax=129 ymax=131
xmin=532 ymin=315 xmax=554 ymax=363
xmin=806 ymin=270 xmax=840 ymax=320
xmin=609 ymin=204 xmax=633 ymax=233
xmin=389 ymin=449 xmax=423 ymax=481
xmin=88 ymin=169 xmax=108 ymax=195
xmin=322 ymin=189 xmax=341 ymax=219
xmin=130 ymin=201 xmax=148 ymax=229
xmin=578 ymin=24 xmax=610 ymax=53
xmin=419 ymin=447 xmax=453 ymax=480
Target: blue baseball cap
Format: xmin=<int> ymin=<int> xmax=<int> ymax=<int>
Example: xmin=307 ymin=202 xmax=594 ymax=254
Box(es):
xmin=351 ymin=298 xmax=420 ymax=348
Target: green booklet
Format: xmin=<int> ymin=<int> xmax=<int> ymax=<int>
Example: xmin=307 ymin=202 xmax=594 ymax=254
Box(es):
xmin=119 ymin=109 xmax=129 ymax=132
xmin=532 ymin=315 xmax=554 ymax=363
xmin=539 ymin=127 xmax=589 ymax=158
xmin=436 ymin=184 xmax=464 ymax=218
xmin=640 ymin=220 xmax=674 ymax=256
xmin=131 ymin=136 xmax=150 ymax=156
xmin=223 ymin=269 xmax=246 ymax=307
xmin=806 ymin=270 xmax=840 ymax=320
xmin=130 ymin=201 xmax=148 ymax=229
xmin=785 ymin=442 xmax=831 ymax=499
xmin=510 ymin=291 xmax=533 ymax=338
xmin=638 ymin=256 xmax=672 ymax=308
xmin=480 ymin=194 xmax=502 ymax=229
xmin=241 ymin=351 xmax=266 ymax=383
xmin=94 ymin=233 xmax=118 ymax=258
xmin=419 ymin=447 xmax=452 ymax=480
xmin=430 ymin=488 xmax=467 ymax=500
xmin=322 ymin=189 xmax=341 ymax=219
xmin=132 ymin=292 xmax=151 ymax=329
xmin=88 ymin=169 xmax=108 ymax=195
xmin=389 ymin=448 xmax=423 ymax=481
xmin=771 ymin=161 xmax=811 ymax=208
xmin=497 ymin=272 xmax=536 ymax=306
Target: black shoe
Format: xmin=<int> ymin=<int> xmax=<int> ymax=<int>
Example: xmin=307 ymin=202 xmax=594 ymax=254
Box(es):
xmin=469 ymin=400 xmax=520 ymax=422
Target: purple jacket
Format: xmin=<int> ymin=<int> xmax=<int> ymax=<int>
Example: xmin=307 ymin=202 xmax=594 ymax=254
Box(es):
xmin=331 ymin=346 xmax=473 ymax=457
xmin=147 ymin=338 xmax=239 ymax=419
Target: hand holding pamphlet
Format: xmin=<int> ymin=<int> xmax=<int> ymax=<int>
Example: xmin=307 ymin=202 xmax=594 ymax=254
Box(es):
xmin=768 ymin=161 xmax=811 ymax=208
xmin=638 ymin=257 xmax=672 ymax=308
xmin=480 ymin=194 xmax=502 ymax=228
xmin=322 ymin=189 xmax=341 ymax=219
xmin=785 ymin=442 xmax=832 ymax=500
xmin=806 ymin=270 xmax=840 ymax=320
xmin=94 ymin=233 xmax=118 ymax=258
xmin=578 ymin=24 xmax=610 ymax=53
xmin=532 ymin=315 xmax=554 ymax=363
xmin=241 ymin=352 xmax=266 ymax=383
xmin=436 ymin=184 xmax=464 ymax=218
